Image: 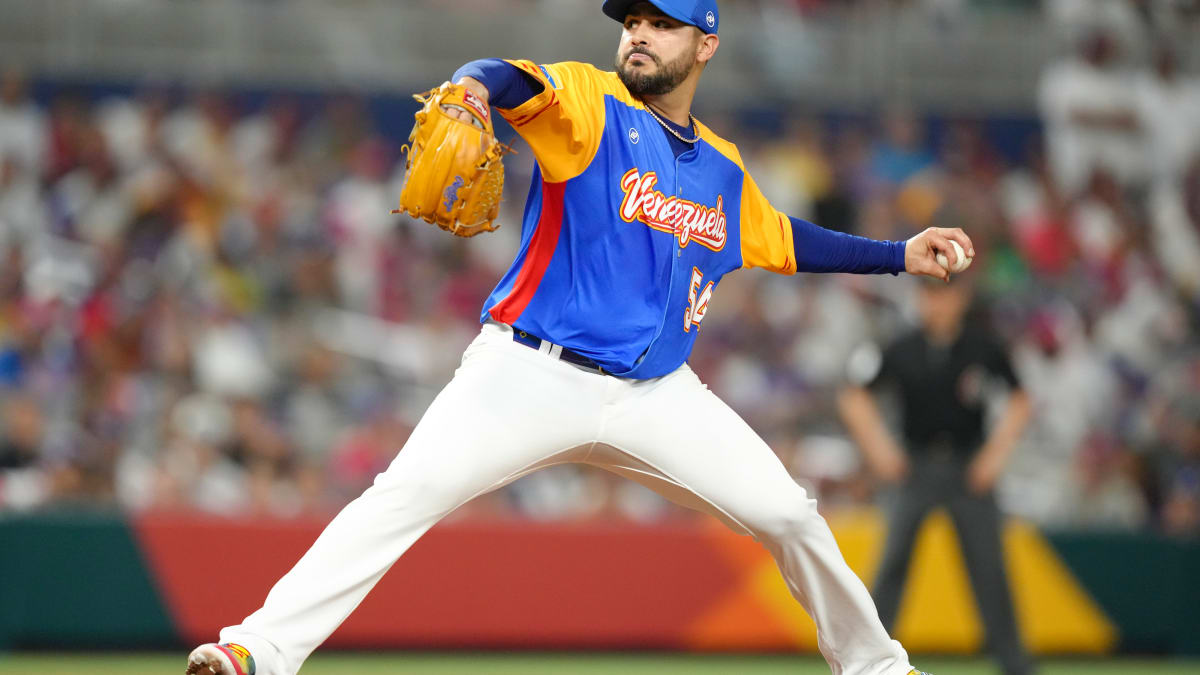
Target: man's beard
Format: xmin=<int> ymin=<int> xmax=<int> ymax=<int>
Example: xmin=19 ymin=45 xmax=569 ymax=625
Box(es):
xmin=615 ymin=46 xmax=695 ymax=96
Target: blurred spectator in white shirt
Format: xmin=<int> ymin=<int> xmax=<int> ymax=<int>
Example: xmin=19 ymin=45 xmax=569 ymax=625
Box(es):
xmin=159 ymin=91 xmax=237 ymax=189
xmin=193 ymin=313 xmax=275 ymax=400
xmin=1007 ymin=305 xmax=1120 ymax=525
xmin=1046 ymin=0 xmax=1144 ymax=46
xmin=1134 ymin=44 xmax=1200 ymax=187
xmin=325 ymin=139 xmax=395 ymax=315
xmin=0 ymin=156 xmax=48 ymax=252
xmin=53 ymin=125 xmax=135 ymax=250
xmin=0 ymin=68 xmax=46 ymax=176
xmin=95 ymin=90 xmax=167 ymax=175
xmin=1148 ymin=154 xmax=1200 ymax=303
xmin=1038 ymin=28 xmax=1144 ymax=196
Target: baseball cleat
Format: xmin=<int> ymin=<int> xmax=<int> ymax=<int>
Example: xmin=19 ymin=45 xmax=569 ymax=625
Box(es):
xmin=185 ymin=642 xmax=256 ymax=675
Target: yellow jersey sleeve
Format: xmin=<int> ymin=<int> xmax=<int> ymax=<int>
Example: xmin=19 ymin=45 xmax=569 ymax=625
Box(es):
xmin=693 ymin=120 xmax=796 ymax=275
xmin=739 ymin=171 xmax=796 ymax=274
xmin=498 ymin=60 xmax=608 ymax=183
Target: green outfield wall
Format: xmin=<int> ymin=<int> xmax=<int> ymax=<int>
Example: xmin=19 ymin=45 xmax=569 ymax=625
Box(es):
xmin=1048 ymin=532 xmax=1200 ymax=656
xmin=0 ymin=509 xmax=1196 ymax=655
xmin=0 ymin=510 xmax=176 ymax=649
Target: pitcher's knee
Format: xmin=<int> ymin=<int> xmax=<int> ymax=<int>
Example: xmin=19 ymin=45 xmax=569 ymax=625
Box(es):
xmin=751 ymin=491 xmax=823 ymax=543
xmin=365 ymin=470 xmax=464 ymax=513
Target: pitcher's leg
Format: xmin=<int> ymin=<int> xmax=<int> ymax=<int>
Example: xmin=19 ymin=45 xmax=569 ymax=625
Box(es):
xmin=601 ymin=367 xmax=911 ymax=675
xmin=219 ymin=332 xmax=606 ymax=675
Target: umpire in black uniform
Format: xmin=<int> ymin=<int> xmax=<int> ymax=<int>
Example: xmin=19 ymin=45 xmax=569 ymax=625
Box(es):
xmin=838 ymin=276 xmax=1034 ymax=675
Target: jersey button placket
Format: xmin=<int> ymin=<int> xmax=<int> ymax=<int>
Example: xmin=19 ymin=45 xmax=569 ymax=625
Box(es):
xmin=675 ymin=174 xmax=683 ymax=257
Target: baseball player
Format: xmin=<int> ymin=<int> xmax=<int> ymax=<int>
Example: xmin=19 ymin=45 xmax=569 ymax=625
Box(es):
xmin=187 ymin=2 xmax=970 ymax=674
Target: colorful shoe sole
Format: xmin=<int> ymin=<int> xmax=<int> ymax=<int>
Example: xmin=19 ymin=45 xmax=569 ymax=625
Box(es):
xmin=185 ymin=642 xmax=256 ymax=675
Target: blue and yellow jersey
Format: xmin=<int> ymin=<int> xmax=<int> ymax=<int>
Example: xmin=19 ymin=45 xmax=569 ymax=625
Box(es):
xmin=481 ymin=60 xmax=796 ymax=379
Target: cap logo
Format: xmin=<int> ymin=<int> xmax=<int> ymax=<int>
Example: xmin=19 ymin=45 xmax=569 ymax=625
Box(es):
xmin=705 ymin=11 xmax=715 ymax=28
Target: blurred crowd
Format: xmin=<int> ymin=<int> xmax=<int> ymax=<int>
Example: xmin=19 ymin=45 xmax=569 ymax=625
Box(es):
xmin=0 ymin=2 xmax=1197 ymax=537
xmin=716 ymin=4 xmax=1200 ymax=538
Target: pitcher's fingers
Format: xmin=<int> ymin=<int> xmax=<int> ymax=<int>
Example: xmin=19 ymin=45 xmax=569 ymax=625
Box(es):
xmin=939 ymin=227 xmax=975 ymax=258
xmin=915 ymin=250 xmax=950 ymax=280
xmin=925 ymin=229 xmax=960 ymax=267
xmin=440 ymin=105 xmax=473 ymax=125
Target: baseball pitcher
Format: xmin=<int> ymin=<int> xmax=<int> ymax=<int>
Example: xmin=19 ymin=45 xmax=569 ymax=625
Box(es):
xmin=188 ymin=2 xmax=970 ymax=674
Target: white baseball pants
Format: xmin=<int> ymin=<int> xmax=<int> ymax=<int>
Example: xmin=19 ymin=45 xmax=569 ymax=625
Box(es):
xmin=220 ymin=322 xmax=912 ymax=675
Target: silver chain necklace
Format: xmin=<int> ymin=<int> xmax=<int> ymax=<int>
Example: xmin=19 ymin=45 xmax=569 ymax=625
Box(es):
xmin=643 ymin=103 xmax=700 ymax=144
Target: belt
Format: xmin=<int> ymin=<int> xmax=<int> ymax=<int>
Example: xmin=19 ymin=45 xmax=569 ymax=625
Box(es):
xmin=508 ymin=326 xmax=607 ymax=375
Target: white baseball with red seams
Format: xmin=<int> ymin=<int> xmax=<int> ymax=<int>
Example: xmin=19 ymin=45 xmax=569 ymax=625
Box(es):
xmin=935 ymin=240 xmax=972 ymax=274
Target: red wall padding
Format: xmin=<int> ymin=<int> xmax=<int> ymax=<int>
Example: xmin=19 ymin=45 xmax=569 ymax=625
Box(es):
xmin=133 ymin=514 xmax=753 ymax=649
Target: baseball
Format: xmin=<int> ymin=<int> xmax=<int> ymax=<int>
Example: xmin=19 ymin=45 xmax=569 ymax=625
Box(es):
xmin=936 ymin=240 xmax=972 ymax=274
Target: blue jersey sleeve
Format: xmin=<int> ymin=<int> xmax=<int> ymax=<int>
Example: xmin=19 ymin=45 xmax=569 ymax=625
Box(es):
xmin=452 ymin=58 xmax=542 ymax=110
xmin=790 ymin=217 xmax=906 ymax=275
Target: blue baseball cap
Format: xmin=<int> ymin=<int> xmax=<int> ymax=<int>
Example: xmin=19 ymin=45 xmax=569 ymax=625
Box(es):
xmin=602 ymin=0 xmax=720 ymax=35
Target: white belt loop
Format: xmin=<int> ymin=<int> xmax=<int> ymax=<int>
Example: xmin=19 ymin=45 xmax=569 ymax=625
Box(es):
xmin=538 ymin=339 xmax=553 ymax=356
xmin=548 ymin=343 xmax=564 ymax=359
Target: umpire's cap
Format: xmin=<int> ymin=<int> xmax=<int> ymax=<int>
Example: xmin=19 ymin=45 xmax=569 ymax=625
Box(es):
xmin=602 ymin=0 xmax=720 ymax=34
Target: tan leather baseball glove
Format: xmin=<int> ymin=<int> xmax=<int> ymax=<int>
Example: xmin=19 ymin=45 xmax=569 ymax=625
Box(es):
xmin=393 ymin=82 xmax=511 ymax=237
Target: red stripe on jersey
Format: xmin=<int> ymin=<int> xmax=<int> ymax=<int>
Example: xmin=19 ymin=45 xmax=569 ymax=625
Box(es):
xmin=511 ymin=90 xmax=558 ymax=127
xmin=489 ymin=180 xmax=566 ymax=324
xmin=777 ymin=213 xmax=795 ymax=273
xmin=514 ymin=94 xmax=558 ymax=127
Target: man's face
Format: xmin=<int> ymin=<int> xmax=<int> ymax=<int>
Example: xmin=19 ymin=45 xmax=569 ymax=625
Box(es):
xmin=615 ymin=3 xmax=702 ymax=97
xmin=918 ymin=282 xmax=970 ymax=335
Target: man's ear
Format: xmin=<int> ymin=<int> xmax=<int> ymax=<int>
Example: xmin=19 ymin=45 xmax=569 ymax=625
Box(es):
xmin=696 ymin=32 xmax=719 ymax=64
